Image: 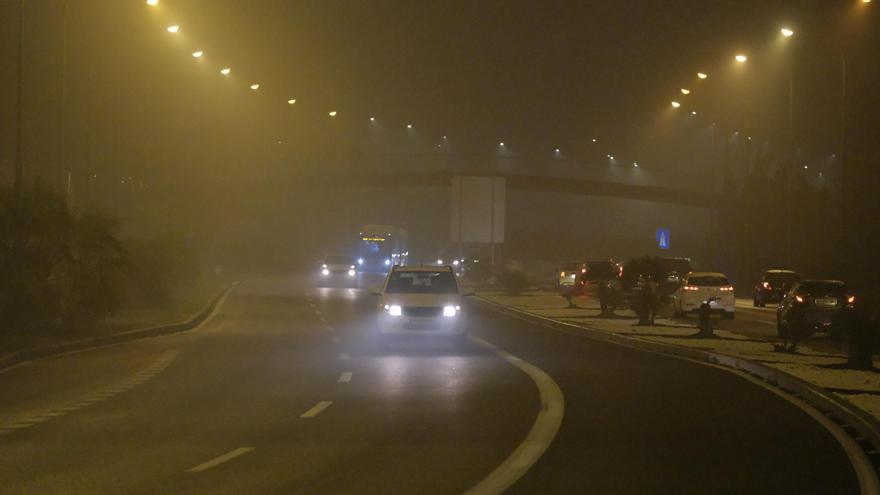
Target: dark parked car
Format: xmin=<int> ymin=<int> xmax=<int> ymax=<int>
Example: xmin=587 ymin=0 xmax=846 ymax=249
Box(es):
xmin=577 ymin=260 xmax=623 ymax=299
xmin=777 ymin=280 xmax=854 ymax=338
xmin=753 ymin=269 xmax=799 ymax=307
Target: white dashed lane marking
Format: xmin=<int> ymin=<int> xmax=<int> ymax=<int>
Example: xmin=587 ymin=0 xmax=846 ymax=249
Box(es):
xmin=300 ymin=401 xmax=333 ymax=418
xmin=339 ymin=352 xmax=350 ymax=361
xmin=186 ymin=447 xmax=255 ymax=473
xmin=338 ymin=372 xmax=353 ymax=383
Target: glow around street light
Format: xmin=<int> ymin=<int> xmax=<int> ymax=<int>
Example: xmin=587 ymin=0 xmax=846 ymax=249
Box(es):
xmin=192 ymin=50 xmax=203 ymax=58
xmin=671 ymin=101 xmax=681 ymax=108
xmin=406 ymin=124 xmax=413 ymax=129
xmin=781 ymin=27 xmax=794 ymax=37
xmin=697 ymin=72 xmax=708 ymax=79
xmin=499 ymin=142 xmax=505 ymax=147
xmin=287 ymin=99 xmax=296 ymax=105
xmin=146 ymin=0 xmax=159 ymax=5
xmin=680 ymin=88 xmax=690 ymax=95
xmin=328 ymin=111 xmax=337 ymax=117
xmin=735 ymin=54 xmax=748 ymax=63
xmin=250 ymin=84 xmax=260 ymax=90
xmin=166 ymin=25 xmax=180 ymax=33
xmin=220 ymin=68 xmax=231 ymax=75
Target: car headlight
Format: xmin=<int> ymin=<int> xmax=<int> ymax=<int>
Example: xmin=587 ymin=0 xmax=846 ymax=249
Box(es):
xmin=358 ymin=258 xmax=364 ymax=265
xmin=443 ymin=305 xmax=460 ymax=317
xmin=385 ymin=259 xmax=391 ymax=266
xmin=322 ymin=264 xmax=327 ymax=268
xmin=384 ymin=304 xmax=402 ymax=316
xmin=348 ymin=269 xmax=356 ymax=277
xmin=321 ymin=268 xmax=329 ymax=276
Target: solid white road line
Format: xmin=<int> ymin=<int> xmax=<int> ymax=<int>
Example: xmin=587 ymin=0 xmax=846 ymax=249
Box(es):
xmin=338 ymin=372 xmax=352 ymax=383
xmin=300 ymin=401 xmax=333 ymax=418
xmin=185 ymin=447 xmax=255 ymax=473
xmin=464 ymin=336 xmax=564 ymax=495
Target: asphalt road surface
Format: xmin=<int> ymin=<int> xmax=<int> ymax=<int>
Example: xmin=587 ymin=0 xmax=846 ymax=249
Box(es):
xmin=0 ymin=277 xmax=861 ymax=494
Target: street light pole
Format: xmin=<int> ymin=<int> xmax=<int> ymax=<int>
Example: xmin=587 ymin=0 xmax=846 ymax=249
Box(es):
xmin=840 ymin=55 xmax=848 ymax=268
xmin=786 ymin=68 xmax=794 ymax=267
xmin=14 ymin=0 xmax=24 ymax=197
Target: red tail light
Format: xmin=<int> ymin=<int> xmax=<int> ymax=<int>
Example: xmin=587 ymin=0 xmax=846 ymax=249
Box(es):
xmin=560 ymin=272 xmax=565 ymax=277
xmin=794 ymin=295 xmax=805 ymax=303
xmin=847 ymin=295 xmax=856 ymax=305
xmin=719 ymin=286 xmax=734 ymax=292
xmin=581 ymin=268 xmax=587 ymax=274
xmin=762 ymin=282 xmax=770 ymax=289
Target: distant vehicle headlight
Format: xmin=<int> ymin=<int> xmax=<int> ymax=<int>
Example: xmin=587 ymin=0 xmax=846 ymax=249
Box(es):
xmin=453 ymin=260 xmax=460 ymax=266
xmin=443 ymin=305 xmax=460 ymax=317
xmin=384 ymin=304 xmax=402 ymax=316
xmin=358 ymin=258 xmax=364 ymax=265
xmin=322 ymin=264 xmax=327 ymax=268
xmin=437 ymin=259 xmax=444 ymax=265
xmin=385 ymin=259 xmax=391 ymax=266
xmin=348 ymin=269 xmax=356 ymax=277
xmin=321 ymin=268 xmax=330 ymax=276
xmin=350 ymin=265 xmax=356 ymax=270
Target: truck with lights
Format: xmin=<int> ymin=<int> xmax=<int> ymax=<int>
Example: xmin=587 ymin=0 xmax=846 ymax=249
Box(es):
xmin=356 ymin=225 xmax=408 ymax=274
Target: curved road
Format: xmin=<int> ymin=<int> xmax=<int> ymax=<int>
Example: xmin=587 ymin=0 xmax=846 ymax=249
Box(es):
xmin=0 ymin=277 xmax=860 ymax=493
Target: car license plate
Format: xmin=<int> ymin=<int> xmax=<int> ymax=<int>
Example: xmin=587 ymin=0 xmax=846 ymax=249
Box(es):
xmin=815 ymin=298 xmax=838 ymax=308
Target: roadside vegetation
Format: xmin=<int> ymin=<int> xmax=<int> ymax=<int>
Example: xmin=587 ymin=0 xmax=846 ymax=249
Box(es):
xmin=0 ymin=187 xmax=211 ymax=354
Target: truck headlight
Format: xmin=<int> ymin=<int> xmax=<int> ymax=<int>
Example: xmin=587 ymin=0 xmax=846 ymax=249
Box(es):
xmin=443 ymin=305 xmax=460 ymax=317
xmin=384 ymin=304 xmax=402 ymax=316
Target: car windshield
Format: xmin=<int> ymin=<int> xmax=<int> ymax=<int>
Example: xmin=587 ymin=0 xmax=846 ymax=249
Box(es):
xmin=325 ymin=255 xmax=353 ymax=265
xmin=688 ymin=276 xmax=729 ymax=286
xmin=797 ymin=282 xmax=847 ymax=296
xmin=385 ymin=271 xmax=459 ymax=294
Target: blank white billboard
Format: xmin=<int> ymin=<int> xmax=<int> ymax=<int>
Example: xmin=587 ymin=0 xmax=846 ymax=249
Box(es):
xmin=450 ymin=176 xmax=505 ymax=243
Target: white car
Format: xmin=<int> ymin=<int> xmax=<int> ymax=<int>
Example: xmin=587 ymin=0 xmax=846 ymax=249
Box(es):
xmin=673 ymin=272 xmax=735 ymax=320
xmin=320 ymin=253 xmax=357 ymax=282
xmin=371 ymin=265 xmax=473 ymax=347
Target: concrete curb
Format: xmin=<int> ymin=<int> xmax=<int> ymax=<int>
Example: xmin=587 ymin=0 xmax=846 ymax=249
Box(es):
xmin=0 ymin=283 xmax=237 ymax=373
xmin=475 ymin=296 xmax=880 ymax=463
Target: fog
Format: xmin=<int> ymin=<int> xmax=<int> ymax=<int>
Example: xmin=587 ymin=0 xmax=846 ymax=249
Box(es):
xmin=0 ymin=0 xmax=877 ymax=287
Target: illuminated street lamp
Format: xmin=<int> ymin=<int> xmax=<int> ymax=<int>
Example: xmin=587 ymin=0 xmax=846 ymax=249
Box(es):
xmin=146 ymin=0 xmax=159 ymax=6
xmin=191 ymin=50 xmax=203 ymax=58
xmin=328 ymin=111 xmax=337 ymax=117
xmin=680 ymin=88 xmax=691 ymax=95
xmin=250 ymin=83 xmax=260 ymax=90
xmin=287 ymin=99 xmax=296 ymax=105
xmin=697 ymin=72 xmax=708 ymax=79
xmin=166 ymin=25 xmax=180 ymax=33
xmin=498 ymin=142 xmax=505 ymax=147
xmin=781 ymin=27 xmax=794 ymax=37
xmin=220 ymin=68 xmax=231 ymax=75
xmin=671 ymin=101 xmax=681 ymax=108
xmin=735 ymin=54 xmax=748 ymax=63
xmin=406 ymin=124 xmax=413 ymax=129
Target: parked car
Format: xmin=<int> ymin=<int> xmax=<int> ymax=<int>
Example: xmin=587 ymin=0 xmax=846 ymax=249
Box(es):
xmin=555 ymin=261 xmax=585 ymax=289
xmin=577 ymin=260 xmax=623 ymax=298
xmin=753 ymin=269 xmax=800 ymax=307
xmin=777 ymin=280 xmax=854 ymax=338
xmin=672 ymin=271 xmax=735 ymax=319
xmin=658 ymin=257 xmax=694 ymax=296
